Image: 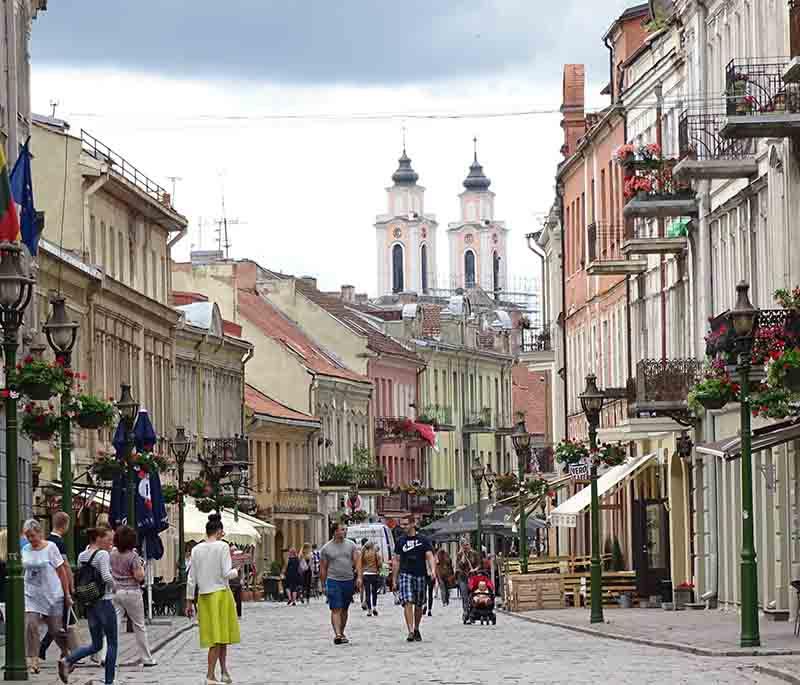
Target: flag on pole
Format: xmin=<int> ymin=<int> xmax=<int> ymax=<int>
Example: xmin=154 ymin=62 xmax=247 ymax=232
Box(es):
xmin=0 ymin=145 xmax=20 ymax=242
xmin=9 ymin=138 xmax=38 ymax=256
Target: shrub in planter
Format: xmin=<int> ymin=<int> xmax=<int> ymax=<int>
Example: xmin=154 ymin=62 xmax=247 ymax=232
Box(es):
xmin=130 ymin=450 xmax=170 ymax=474
xmin=14 ymin=357 xmax=71 ymax=400
xmin=555 ymin=439 xmax=590 ymax=469
xmin=21 ymin=403 xmax=60 ymax=440
xmin=318 ymin=462 xmax=354 ymax=486
xmin=69 ymin=393 xmax=116 ymax=429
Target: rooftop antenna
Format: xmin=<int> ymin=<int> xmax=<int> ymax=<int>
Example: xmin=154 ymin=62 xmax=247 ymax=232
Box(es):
xmin=49 ymin=99 xmax=59 ymax=118
xmin=215 ymin=177 xmax=246 ymax=259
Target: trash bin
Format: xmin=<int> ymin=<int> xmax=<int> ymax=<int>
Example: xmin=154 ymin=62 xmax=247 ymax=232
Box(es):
xmin=660 ymin=579 xmax=673 ymax=604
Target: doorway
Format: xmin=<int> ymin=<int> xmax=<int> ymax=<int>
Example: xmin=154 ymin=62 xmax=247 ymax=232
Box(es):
xmin=632 ymin=498 xmax=671 ymax=599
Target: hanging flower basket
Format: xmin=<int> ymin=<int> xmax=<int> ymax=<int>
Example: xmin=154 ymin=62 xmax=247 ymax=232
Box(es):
xmin=767 ymin=347 xmax=800 ymax=394
xmin=161 ymin=484 xmax=179 ymax=504
xmin=14 ymin=357 xmax=72 ymax=400
xmin=698 ymin=396 xmax=727 ymax=411
xmin=69 ymin=393 xmax=116 ymax=430
xmin=20 ymin=403 xmax=60 ymax=441
xmin=22 ymin=382 xmax=56 ymax=401
xmin=91 ymin=454 xmax=124 ymax=481
xmin=597 ymin=442 xmax=628 ymax=467
xmin=688 ymin=363 xmax=740 ymax=415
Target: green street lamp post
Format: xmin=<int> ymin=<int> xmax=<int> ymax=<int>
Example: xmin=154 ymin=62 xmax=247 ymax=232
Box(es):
xmin=470 ymin=457 xmax=495 ymax=555
xmin=228 ymin=463 xmax=243 ymax=522
xmin=511 ymin=420 xmax=532 ymax=574
xmin=116 ymin=384 xmax=140 ymax=528
xmin=43 ymin=295 xmax=79 ymax=566
xmin=731 ymin=281 xmax=760 ymax=648
xmin=169 ymin=426 xmax=193 ymax=614
xmin=580 ymin=373 xmax=606 ymax=625
xmin=0 ymin=242 xmax=35 ymax=681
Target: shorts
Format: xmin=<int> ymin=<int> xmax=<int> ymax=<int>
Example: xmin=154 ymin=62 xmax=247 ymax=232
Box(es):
xmin=326 ymin=578 xmax=354 ymax=610
xmin=398 ymin=573 xmax=427 ymax=607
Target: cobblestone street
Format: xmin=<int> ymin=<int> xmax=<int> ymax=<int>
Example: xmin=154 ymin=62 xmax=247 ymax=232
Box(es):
xmin=55 ymin=599 xmax=788 ymax=685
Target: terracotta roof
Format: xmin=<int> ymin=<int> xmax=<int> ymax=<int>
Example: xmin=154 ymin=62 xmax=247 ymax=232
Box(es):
xmin=245 ymin=384 xmax=319 ymax=424
xmin=293 ymin=280 xmax=420 ymax=362
xmin=223 ymin=320 xmax=243 ymax=337
xmin=171 ymin=291 xmax=209 ymax=306
xmin=420 ymin=305 xmax=442 ymax=337
xmin=237 ymin=289 xmax=368 ymax=384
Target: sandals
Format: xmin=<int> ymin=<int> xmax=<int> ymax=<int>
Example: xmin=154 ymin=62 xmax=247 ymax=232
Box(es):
xmin=333 ymin=634 xmax=349 ymax=645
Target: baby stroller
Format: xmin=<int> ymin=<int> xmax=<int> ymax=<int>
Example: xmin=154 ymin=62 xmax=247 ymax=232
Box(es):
xmin=464 ymin=570 xmax=496 ymax=625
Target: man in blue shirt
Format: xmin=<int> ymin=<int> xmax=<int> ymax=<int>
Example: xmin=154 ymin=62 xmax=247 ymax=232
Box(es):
xmin=392 ymin=520 xmax=436 ymax=642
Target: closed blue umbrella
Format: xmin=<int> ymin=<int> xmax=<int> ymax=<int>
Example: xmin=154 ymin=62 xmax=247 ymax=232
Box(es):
xmin=133 ymin=410 xmax=168 ymax=560
xmin=109 ymin=421 xmax=129 ymax=528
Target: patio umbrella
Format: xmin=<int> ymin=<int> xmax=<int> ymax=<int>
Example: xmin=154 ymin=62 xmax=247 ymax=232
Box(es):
xmin=108 ymin=421 xmax=129 ymax=528
xmin=132 ymin=410 xmax=168 ymax=561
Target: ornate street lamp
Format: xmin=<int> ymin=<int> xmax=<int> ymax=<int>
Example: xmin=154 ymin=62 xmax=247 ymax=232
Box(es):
xmin=43 ymin=295 xmax=79 ymax=566
xmin=470 ymin=457 xmax=485 ymax=550
xmin=0 ymin=242 xmax=35 ymax=681
xmin=676 ymin=431 xmax=693 ymax=461
xmin=169 ymin=426 xmax=193 ymax=611
xmin=579 ymin=373 xmax=606 ymax=625
xmin=731 ymin=280 xmax=760 ymax=648
xmin=511 ymin=420 xmax=532 ymax=573
xmin=228 ymin=462 xmax=243 ymax=522
xmin=116 ymin=384 xmax=140 ymax=528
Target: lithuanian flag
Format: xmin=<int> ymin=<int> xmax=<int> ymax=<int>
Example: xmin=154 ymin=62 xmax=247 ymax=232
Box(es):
xmin=0 ymin=146 xmax=20 ymax=242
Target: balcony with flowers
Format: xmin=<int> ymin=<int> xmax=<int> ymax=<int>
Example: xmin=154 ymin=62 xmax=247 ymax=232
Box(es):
xmin=619 ymin=144 xmax=698 ymax=220
xmin=720 ymin=58 xmax=800 ymax=139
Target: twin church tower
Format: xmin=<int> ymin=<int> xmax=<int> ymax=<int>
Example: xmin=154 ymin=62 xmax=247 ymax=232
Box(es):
xmin=374 ymin=143 xmax=509 ymax=298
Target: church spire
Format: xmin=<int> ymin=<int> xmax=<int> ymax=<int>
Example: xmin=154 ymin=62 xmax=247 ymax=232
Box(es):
xmin=463 ymin=137 xmax=491 ymax=191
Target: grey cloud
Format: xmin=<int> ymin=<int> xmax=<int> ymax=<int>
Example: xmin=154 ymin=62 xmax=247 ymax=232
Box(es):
xmin=32 ymin=1 xmax=634 ymax=85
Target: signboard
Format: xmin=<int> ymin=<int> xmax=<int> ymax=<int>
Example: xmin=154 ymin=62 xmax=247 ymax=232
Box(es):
xmin=231 ymin=549 xmax=253 ymax=569
xmin=568 ymin=464 xmax=590 ymax=481
xmin=431 ymin=489 xmax=454 ymax=509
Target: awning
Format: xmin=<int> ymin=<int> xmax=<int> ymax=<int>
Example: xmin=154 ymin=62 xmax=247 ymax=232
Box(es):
xmin=220 ymin=508 xmax=275 ymax=532
xmin=549 ymin=452 xmax=657 ymax=528
xmin=695 ymin=419 xmax=800 ymax=461
xmin=421 ymin=500 xmax=547 ymax=540
xmin=184 ymin=499 xmax=260 ymax=545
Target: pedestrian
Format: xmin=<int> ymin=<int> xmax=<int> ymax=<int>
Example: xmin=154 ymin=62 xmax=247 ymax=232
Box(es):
xmin=185 ymin=513 xmax=241 ymax=685
xmin=359 ymin=537 xmax=369 ymax=610
xmin=299 ymin=542 xmax=313 ymax=602
xmin=319 ymin=523 xmax=362 ymax=645
xmin=21 ymin=518 xmax=71 ymax=675
xmin=361 ymin=541 xmax=382 ymax=616
xmin=283 ymin=547 xmax=302 ymax=606
xmin=311 ymin=543 xmax=321 ymax=596
xmin=60 ymin=526 xmax=117 ymax=685
xmin=110 ymin=526 xmax=155 ymax=667
xmin=227 ymin=543 xmax=243 ymax=618
xmin=38 ymin=511 xmax=78 ymax=664
xmin=456 ymin=538 xmax=480 ymax=620
xmin=436 ymin=548 xmax=454 ymax=606
xmin=391 ymin=520 xmax=436 ymax=642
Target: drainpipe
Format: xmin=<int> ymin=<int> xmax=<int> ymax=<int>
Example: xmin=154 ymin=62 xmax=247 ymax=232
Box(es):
xmin=556 ymin=184 xmax=569 ymax=439
xmin=604 ymin=35 xmax=615 ymax=104
xmin=526 ymin=233 xmax=547 ymax=325
xmin=241 ymin=345 xmax=254 ymax=436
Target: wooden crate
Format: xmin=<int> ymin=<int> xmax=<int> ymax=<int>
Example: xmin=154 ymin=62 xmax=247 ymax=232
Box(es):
xmin=562 ymin=571 xmax=637 ymax=607
xmin=507 ymin=574 xmax=565 ymax=612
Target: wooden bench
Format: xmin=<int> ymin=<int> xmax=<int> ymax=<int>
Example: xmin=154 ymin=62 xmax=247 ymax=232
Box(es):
xmin=562 ymin=571 xmax=637 ymax=607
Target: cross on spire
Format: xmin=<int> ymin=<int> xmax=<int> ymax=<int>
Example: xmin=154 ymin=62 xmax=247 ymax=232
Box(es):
xmin=473 ymin=136 xmax=478 ymax=162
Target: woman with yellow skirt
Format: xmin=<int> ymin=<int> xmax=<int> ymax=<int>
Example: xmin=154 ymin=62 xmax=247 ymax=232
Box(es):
xmin=186 ymin=513 xmax=241 ymax=685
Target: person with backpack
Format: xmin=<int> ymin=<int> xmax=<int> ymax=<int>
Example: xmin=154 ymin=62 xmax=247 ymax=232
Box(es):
xmin=21 ymin=518 xmax=71 ymax=675
xmin=59 ymin=527 xmax=117 ymax=685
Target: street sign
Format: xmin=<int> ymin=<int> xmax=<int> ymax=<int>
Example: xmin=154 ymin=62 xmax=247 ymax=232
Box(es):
xmin=568 ymin=463 xmax=590 ymax=481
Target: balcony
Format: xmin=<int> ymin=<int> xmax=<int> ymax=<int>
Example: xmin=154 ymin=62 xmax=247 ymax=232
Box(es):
xmin=377 ymin=488 xmax=454 ymax=515
xmin=463 ymin=407 xmax=495 ymax=434
xmin=375 ymin=417 xmax=429 ymax=445
xmin=620 ymin=219 xmax=689 ymax=256
xmin=720 ymin=58 xmax=800 ymax=139
xmin=623 ymin=159 xmax=699 ymax=219
xmin=585 ymin=221 xmax=647 ymax=276
xmin=707 ymin=308 xmax=800 ymax=367
xmin=416 ymin=405 xmax=455 ymax=432
xmin=628 ymin=359 xmax=704 ymax=426
xmin=673 ymin=110 xmax=758 ymax=180
xmin=519 ymin=328 xmax=555 ymax=365
xmin=270 ymin=489 xmax=318 ymax=516
xmin=318 ymin=463 xmax=387 ymax=493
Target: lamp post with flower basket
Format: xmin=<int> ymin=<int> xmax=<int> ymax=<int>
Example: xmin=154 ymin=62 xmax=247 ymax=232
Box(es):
xmin=510 ymin=420 xmax=532 ymax=573
xmin=169 ymin=426 xmax=193 ymax=614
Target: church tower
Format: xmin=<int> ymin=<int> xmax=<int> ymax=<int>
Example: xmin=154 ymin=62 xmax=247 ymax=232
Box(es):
xmin=447 ymin=141 xmax=509 ymax=295
xmin=375 ymin=148 xmax=438 ymax=296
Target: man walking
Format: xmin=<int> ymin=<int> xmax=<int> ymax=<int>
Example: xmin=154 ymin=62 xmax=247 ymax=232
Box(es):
xmin=392 ymin=520 xmax=436 ymax=642
xmin=319 ymin=523 xmax=362 ymax=645
xmin=39 ymin=512 xmax=77 ymax=661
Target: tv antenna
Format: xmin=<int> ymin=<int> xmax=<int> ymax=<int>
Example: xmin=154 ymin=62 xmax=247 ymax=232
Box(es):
xmin=49 ymin=100 xmax=60 ymax=118
xmin=215 ymin=193 xmax=245 ymax=259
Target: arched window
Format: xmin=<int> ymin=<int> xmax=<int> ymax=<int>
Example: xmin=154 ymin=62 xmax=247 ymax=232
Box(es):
xmin=492 ymin=250 xmax=500 ymax=295
xmin=421 ymin=244 xmax=429 ymax=294
xmin=464 ymin=250 xmax=476 ymax=289
xmin=392 ymin=244 xmax=404 ymax=293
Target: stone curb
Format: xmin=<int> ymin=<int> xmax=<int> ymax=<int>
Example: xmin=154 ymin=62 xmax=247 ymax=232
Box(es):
xmin=755 ymin=664 xmax=800 ymax=684
xmin=502 ymin=609 xmax=800 ymax=658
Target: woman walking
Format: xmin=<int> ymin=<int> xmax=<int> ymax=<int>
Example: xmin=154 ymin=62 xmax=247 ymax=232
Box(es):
xmin=60 ymin=526 xmax=117 ymax=685
xmin=21 ymin=519 xmax=71 ymax=675
xmin=436 ymin=548 xmax=454 ymax=606
xmin=361 ymin=542 xmax=382 ymax=616
xmin=110 ymin=526 xmax=155 ymax=667
xmin=299 ymin=543 xmax=313 ymax=603
xmin=186 ymin=513 xmax=240 ymax=685
xmin=283 ymin=548 xmax=302 ymax=606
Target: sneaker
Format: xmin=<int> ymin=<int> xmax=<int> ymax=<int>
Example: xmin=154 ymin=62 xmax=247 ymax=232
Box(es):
xmin=413 ymin=629 xmax=422 ymax=642
xmin=57 ymin=658 xmax=69 ymax=684
xmin=406 ymin=632 xmax=415 ymax=642
xmin=372 ymin=609 xmax=378 ymax=616
xmin=220 ymin=673 xmax=233 ymax=684
xmin=427 ymin=610 xmax=432 ymax=617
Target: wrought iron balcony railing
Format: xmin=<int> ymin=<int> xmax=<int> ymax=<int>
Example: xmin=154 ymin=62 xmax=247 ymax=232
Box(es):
xmin=416 ymin=405 xmax=454 ymax=429
xmin=678 ymin=110 xmax=756 ymax=161
xmin=318 ymin=463 xmax=387 ymax=490
xmin=706 ymin=308 xmax=800 ymax=364
xmin=375 ymin=416 xmax=420 ymax=443
xmin=628 ymin=359 xmax=703 ymax=426
xmin=464 ymin=407 xmax=494 ymax=430
xmin=725 ymin=57 xmax=800 ymax=117
xmin=521 ymin=328 xmax=552 ymax=353
xmin=271 ymin=489 xmax=318 ymax=515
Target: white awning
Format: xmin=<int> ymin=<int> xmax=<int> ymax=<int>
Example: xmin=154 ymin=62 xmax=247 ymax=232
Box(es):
xmin=220 ymin=508 xmax=275 ymax=532
xmin=184 ymin=499 xmax=261 ymax=545
xmin=549 ymin=452 xmax=658 ymax=528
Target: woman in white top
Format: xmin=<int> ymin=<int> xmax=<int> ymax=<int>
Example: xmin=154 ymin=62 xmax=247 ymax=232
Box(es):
xmin=186 ymin=513 xmax=240 ymax=685
xmin=22 ymin=518 xmax=71 ymax=675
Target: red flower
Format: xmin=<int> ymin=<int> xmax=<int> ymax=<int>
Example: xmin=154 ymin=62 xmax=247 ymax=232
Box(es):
xmin=0 ymin=389 xmax=9 ymax=398
xmin=23 ymin=356 xmax=33 ymax=364
xmin=54 ymin=356 xmax=65 ymax=367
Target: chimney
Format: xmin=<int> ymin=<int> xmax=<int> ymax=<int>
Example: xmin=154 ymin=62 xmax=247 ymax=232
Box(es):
xmin=561 ymin=64 xmax=586 ymax=158
xmin=300 ymin=276 xmax=317 ymax=290
xmin=355 ymin=293 xmax=368 ymax=305
xmin=398 ymin=292 xmax=418 ymax=305
xmin=341 ymin=285 xmax=355 ymax=303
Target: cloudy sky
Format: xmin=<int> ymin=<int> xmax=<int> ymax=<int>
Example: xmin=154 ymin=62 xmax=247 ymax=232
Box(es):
xmin=30 ymin=1 xmax=633 ymax=297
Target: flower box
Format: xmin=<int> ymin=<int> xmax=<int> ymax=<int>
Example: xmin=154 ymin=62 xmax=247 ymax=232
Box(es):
xmin=76 ymin=411 xmax=108 ymax=429
xmin=20 ymin=381 xmax=55 ymax=401
xmin=698 ymin=396 xmax=728 ymax=411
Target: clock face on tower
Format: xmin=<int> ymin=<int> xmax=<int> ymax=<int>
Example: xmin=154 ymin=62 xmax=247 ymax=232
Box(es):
xmin=465 ymin=233 xmax=474 ymax=245
xmin=421 ymin=226 xmax=427 ymax=239
xmin=393 ymin=227 xmax=402 ymax=239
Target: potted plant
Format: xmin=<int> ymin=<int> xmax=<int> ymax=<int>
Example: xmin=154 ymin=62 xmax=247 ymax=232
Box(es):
xmin=767 ymin=347 xmax=800 ymax=393
xmin=494 ymin=472 xmax=518 ymax=497
xmin=555 ymin=439 xmax=590 ymax=471
xmin=69 ymin=393 xmax=116 ymax=429
xmin=20 ymin=403 xmax=60 ymax=441
xmin=613 ymin=144 xmax=636 ymax=166
xmin=688 ymin=364 xmax=739 ymax=414
xmin=750 ymin=385 xmax=794 ymax=420
xmin=674 ymin=581 xmax=694 ymax=609
xmin=14 ymin=356 xmax=71 ymax=400
xmin=131 ymin=450 xmax=170 ymax=474
xmin=596 ymin=442 xmax=627 ymax=467
xmin=91 ymin=451 xmax=123 ymax=481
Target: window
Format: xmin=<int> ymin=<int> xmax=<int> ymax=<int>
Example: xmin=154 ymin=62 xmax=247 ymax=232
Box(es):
xmin=100 ymin=221 xmax=107 ymax=270
xmin=118 ymin=233 xmax=125 ymax=283
xmin=421 ymin=244 xmax=429 ymax=294
xmin=143 ymin=242 xmax=149 ymax=295
xmin=109 ymin=226 xmax=116 ymax=277
xmin=392 ymin=244 xmax=404 ymax=293
xmin=152 ymin=250 xmax=158 ymax=300
xmin=464 ymin=250 xmax=476 ymax=288
xmin=492 ymin=251 xmax=500 ymax=294
xmin=90 ymin=215 xmax=97 ymax=264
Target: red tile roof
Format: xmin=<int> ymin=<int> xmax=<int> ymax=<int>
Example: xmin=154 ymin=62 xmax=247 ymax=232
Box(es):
xmin=171 ymin=291 xmax=209 ymax=306
xmin=245 ymin=384 xmax=319 ymax=423
xmin=222 ymin=320 xmax=243 ymax=337
xmin=237 ymin=289 xmax=368 ymax=384
xmin=420 ymin=305 xmax=442 ymax=337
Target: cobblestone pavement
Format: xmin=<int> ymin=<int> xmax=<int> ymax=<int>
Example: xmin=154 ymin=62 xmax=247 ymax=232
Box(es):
xmin=60 ymin=599 xmax=784 ymax=685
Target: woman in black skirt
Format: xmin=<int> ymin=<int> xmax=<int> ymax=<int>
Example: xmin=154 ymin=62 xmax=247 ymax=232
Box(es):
xmin=283 ymin=548 xmax=302 ymax=606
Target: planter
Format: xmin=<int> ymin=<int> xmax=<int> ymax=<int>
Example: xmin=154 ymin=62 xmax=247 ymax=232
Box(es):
xmin=784 ymin=367 xmax=800 ymax=393
xmin=241 ymin=590 xmax=254 ymax=602
xmin=674 ymin=587 xmax=693 ymax=610
xmin=698 ymin=396 xmax=727 ymax=411
xmin=28 ymin=428 xmax=56 ymax=441
xmin=262 ymin=576 xmax=282 ymax=601
xmin=20 ymin=382 xmax=55 ymax=401
xmin=76 ymin=411 xmax=108 ymax=429
xmin=253 ymin=589 xmax=264 ymax=601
